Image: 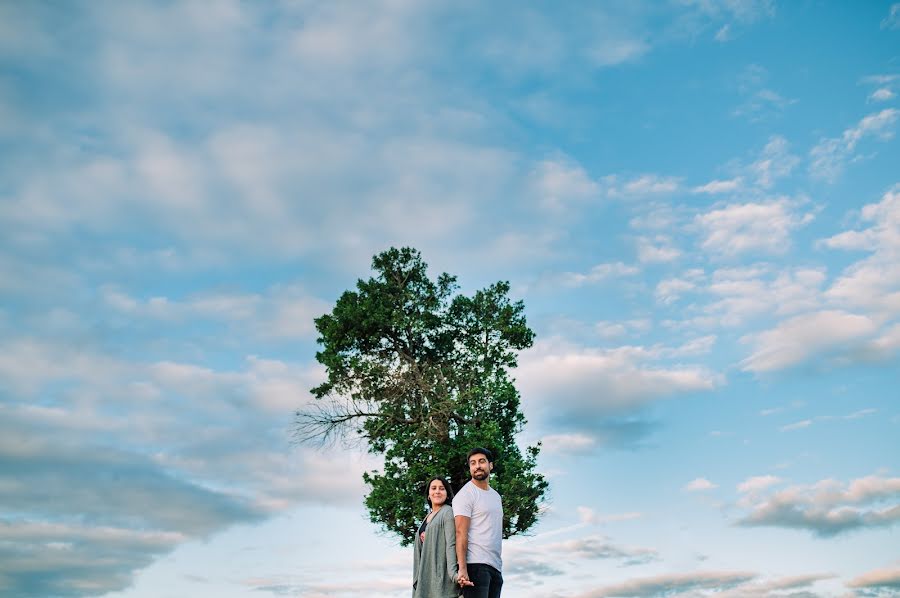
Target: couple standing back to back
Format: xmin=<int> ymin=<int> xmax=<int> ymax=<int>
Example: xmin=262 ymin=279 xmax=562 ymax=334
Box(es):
xmin=412 ymin=447 xmax=504 ymax=598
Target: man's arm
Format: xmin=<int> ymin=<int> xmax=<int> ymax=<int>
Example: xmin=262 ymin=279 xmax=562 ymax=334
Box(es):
xmin=455 ymin=514 xmax=470 ymax=584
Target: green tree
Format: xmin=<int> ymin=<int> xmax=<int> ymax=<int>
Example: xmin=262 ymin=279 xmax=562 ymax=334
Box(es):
xmin=295 ymin=247 xmax=548 ymax=545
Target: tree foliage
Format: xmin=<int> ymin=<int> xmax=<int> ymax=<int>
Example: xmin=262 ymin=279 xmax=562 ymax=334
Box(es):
xmin=296 ymin=247 xmax=548 ymax=545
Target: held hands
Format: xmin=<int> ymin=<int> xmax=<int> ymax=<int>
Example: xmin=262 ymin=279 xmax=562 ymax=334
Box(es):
xmin=456 ymin=570 xmax=474 ymax=588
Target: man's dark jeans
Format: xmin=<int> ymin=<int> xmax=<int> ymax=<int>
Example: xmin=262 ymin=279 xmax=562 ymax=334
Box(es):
xmin=463 ymin=563 xmax=503 ymax=598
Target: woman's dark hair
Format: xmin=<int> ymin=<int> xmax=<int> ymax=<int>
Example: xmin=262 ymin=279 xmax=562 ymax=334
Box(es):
xmin=425 ymin=477 xmax=454 ymax=507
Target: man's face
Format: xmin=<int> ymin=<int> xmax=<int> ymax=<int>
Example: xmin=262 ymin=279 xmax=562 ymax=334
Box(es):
xmin=468 ymin=453 xmax=492 ymax=481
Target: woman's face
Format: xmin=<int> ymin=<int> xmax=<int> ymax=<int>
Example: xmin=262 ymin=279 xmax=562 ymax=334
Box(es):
xmin=428 ymin=480 xmax=448 ymax=507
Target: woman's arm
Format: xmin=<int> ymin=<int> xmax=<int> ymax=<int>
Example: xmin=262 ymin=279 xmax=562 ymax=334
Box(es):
xmin=412 ymin=524 xmax=421 ymax=593
xmin=443 ymin=507 xmax=458 ymax=581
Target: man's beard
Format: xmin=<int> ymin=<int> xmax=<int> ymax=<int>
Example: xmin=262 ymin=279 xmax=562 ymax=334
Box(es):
xmin=472 ymin=469 xmax=488 ymax=480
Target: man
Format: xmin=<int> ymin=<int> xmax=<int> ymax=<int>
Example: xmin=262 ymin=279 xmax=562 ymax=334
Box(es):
xmin=454 ymin=447 xmax=503 ymax=598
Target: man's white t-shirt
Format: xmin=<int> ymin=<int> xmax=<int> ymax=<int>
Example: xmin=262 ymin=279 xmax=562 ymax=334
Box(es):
xmin=454 ymin=480 xmax=503 ymax=571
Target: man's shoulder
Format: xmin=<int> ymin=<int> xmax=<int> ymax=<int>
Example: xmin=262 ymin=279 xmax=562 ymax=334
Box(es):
xmin=456 ymin=480 xmax=477 ymax=495
xmin=453 ymin=480 xmax=476 ymax=500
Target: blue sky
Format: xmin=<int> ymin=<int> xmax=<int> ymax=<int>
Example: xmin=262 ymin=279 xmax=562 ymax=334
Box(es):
xmin=2 ymin=1 xmax=899 ymax=597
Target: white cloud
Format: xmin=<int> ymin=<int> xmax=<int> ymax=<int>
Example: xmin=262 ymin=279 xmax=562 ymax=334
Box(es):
xmin=506 ymin=533 xmax=659 ymax=580
xmin=532 ymin=158 xmax=600 ymax=210
xmin=712 ymin=266 xmax=823 ymax=316
xmin=518 ymin=337 xmax=720 ymax=424
xmin=882 ymin=3 xmax=900 ymax=29
xmin=682 ymin=0 xmax=776 ymax=23
xmin=575 ymin=570 xmax=757 ymax=598
xmin=848 ymin=563 xmax=900 ymax=591
xmin=734 ymin=85 xmax=797 ymax=120
xmin=559 ymin=262 xmax=641 ymax=287
xmin=540 ymin=433 xmax=597 ymax=455
xmin=781 ymin=419 xmax=813 ymax=432
xmin=696 ymin=198 xmax=813 ymax=257
xmin=714 ymin=24 xmax=732 ymax=42
xmin=102 ymin=284 xmax=330 ymax=340
xmin=738 ymin=475 xmax=782 ymax=494
xmin=740 ymin=310 xmax=877 ymax=373
xmin=714 ymin=573 xmax=836 ymax=598
xmin=685 ymin=477 xmax=718 ymax=491
xmin=629 ymin=202 xmax=682 ymax=230
xmin=869 ymin=322 xmax=900 ymax=358
xmin=637 ymin=235 xmax=682 ymax=263
xmin=778 ymin=409 xmax=877 ymax=432
xmin=588 ymin=37 xmax=650 ymax=67
xmin=610 ymin=174 xmax=682 ymax=198
xmin=594 ymin=319 xmax=652 ymax=340
xmin=824 ymin=186 xmax=900 ymax=316
xmin=749 ymin=135 xmax=799 ymax=188
xmin=810 ymin=109 xmax=899 ymax=182
xmin=551 ymin=535 xmax=658 ymax=565
xmin=0 ymin=338 xmax=131 ymax=396
xmin=861 ymin=74 xmax=900 ymax=86
xmin=665 ymin=266 xmax=827 ymax=331
xmin=656 ymin=277 xmax=696 ymax=304
xmin=667 ymin=335 xmax=717 ymax=357
xmin=577 ymin=507 xmax=643 ymax=525
xmin=0 ymin=519 xmax=187 ymax=597
xmin=736 ymin=475 xmax=900 ymax=536
xmin=869 ymin=87 xmax=896 ymax=102
xmin=692 ymin=177 xmax=743 ymax=194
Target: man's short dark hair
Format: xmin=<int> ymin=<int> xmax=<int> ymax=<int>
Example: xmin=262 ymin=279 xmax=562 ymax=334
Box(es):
xmin=467 ymin=447 xmax=494 ymax=463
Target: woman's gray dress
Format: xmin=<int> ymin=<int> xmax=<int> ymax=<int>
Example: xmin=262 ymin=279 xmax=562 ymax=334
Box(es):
xmin=412 ymin=505 xmax=461 ymax=598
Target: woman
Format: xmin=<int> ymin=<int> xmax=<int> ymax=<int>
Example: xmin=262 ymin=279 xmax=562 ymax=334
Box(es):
xmin=412 ymin=477 xmax=465 ymax=598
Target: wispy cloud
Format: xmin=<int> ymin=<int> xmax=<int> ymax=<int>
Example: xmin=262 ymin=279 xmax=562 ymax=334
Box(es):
xmin=102 ymin=284 xmax=330 ymax=340
xmin=685 ymin=477 xmax=718 ymax=491
xmin=749 ymin=136 xmax=801 ymax=188
xmin=847 ymin=562 xmax=900 ymax=592
xmin=809 ymin=109 xmax=899 ymax=182
xmin=882 ymin=3 xmax=900 ymax=29
xmin=558 ymin=262 xmax=641 ymax=287
xmin=869 ymin=88 xmax=896 ymax=103
xmin=692 ymin=177 xmax=743 ymax=194
xmin=780 ymin=409 xmax=877 ymax=432
xmin=511 ymin=534 xmax=660 ymax=573
xmin=610 ymin=174 xmax=682 ymax=198
xmin=656 ymin=276 xmax=698 ymax=305
xmin=540 ymin=432 xmax=597 ymax=455
xmin=733 ymin=65 xmax=796 ymax=120
xmin=680 ymin=0 xmax=776 ymax=42
xmin=637 ymin=235 xmax=682 ymax=264
xmin=737 ymin=475 xmax=782 ymax=494
xmin=573 ymin=570 xmax=757 ymax=598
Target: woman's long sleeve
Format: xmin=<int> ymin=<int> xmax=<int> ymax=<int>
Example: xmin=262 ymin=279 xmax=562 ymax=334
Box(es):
xmin=443 ymin=507 xmax=458 ymax=582
xmin=412 ymin=528 xmax=421 ymax=595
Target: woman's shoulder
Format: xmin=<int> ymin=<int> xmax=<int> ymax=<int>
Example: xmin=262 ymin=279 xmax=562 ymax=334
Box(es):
xmin=436 ymin=504 xmax=455 ymax=521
